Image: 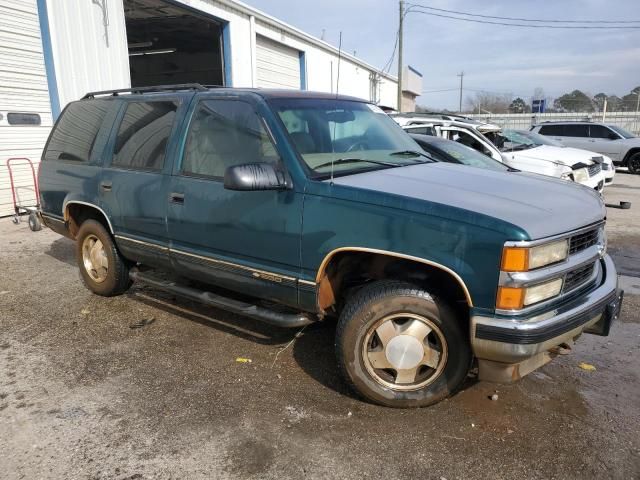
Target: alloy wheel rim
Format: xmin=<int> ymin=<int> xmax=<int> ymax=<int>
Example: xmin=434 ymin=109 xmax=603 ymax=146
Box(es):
xmin=82 ymin=234 xmax=108 ymax=283
xmin=362 ymin=313 xmax=448 ymax=391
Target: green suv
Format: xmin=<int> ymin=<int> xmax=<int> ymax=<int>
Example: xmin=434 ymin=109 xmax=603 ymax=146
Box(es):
xmin=38 ymin=85 xmax=623 ymax=407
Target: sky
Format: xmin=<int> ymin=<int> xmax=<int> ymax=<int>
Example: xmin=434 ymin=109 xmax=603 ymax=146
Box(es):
xmin=247 ymin=0 xmax=640 ymax=110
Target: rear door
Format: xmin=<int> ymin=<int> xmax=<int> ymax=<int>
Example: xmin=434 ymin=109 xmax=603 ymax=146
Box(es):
xmin=166 ymin=94 xmax=303 ymax=308
xmin=101 ymin=96 xmax=187 ymax=268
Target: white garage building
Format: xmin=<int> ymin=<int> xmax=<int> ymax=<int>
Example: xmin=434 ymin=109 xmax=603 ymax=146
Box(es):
xmin=0 ymin=0 xmax=406 ymax=217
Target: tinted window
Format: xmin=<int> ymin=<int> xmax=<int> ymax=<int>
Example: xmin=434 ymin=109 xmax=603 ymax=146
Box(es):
xmin=7 ymin=112 xmax=41 ymax=125
xmin=182 ymin=99 xmax=280 ymax=179
xmin=406 ymin=126 xmax=435 ymax=136
xmin=538 ymin=125 xmax=564 ymax=136
xmin=112 ymin=101 xmax=178 ymax=170
xmin=44 ymin=100 xmax=109 ymax=162
xmin=589 ymin=125 xmax=616 ymax=139
xmin=563 ymin=124 xmax=588 ymax=137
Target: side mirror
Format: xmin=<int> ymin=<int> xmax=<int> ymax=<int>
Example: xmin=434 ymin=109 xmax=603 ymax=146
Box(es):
xmin=608 ymin=132 xmax=619 ymax=140
xmin=223 ymin=163 xmax=288 ymax=191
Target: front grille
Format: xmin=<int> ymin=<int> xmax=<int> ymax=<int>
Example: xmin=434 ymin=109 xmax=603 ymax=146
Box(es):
xmin=563 ymin=262 xmax=595 ymax=292
xmin=569 ymin=228 xmax=599 ymax=254
xmin=588 ymin=163 xmax=602 ymax=177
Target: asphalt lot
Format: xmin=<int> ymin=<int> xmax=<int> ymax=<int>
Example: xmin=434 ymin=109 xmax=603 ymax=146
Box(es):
xmin=1 ymin=172 xmax=640 ymax=480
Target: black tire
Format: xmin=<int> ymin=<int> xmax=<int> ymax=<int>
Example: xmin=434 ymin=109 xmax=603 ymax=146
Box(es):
xmin=28 ymin=212 xmax=42 ymax=232
xmin=336 ymin=280 xmax=471 ymax=408
xmin=75 ymin=219 xmax=131 ymax=296
xmin=628 ymin=152 xmax=640 ymax=174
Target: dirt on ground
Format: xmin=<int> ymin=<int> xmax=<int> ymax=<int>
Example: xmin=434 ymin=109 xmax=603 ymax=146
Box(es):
xmin=1 ymin=173 xmax=639 ymax=480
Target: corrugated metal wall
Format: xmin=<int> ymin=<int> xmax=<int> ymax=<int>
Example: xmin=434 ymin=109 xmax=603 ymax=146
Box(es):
xmin=256 ymin=35 xmax=301 ymax=89
xmin=0 ymin=0 xmax=52 ymax=217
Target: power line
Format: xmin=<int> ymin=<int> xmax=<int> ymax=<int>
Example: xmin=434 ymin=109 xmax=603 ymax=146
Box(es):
xmin=407 ymin=8 xmax=640 ymax=29
xmin=406 ymin=3 xmax=640 ymax=24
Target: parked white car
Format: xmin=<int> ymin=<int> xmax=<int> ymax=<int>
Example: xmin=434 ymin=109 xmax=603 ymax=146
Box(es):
xmin=400 ymin=121 xmax=607 ymax=192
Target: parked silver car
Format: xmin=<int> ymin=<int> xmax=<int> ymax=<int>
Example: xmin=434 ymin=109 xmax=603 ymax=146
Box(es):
xmin=530 ymin=121 xmax=640 ymax=174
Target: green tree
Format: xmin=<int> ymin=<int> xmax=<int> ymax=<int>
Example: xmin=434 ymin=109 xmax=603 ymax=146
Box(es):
xmin=509 ymin=97 xmax=527 ymax=113
xmin=593 ymin=93 xmax=607 ymax=111
xmin=607 ymin=95 xmax=623 ymax=111
xmin=553 ymin=90 xmax=594 ymax=112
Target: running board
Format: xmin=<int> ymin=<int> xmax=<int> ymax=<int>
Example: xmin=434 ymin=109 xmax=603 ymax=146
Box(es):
xmin=129 ymin=269 xmax=315 ymax=328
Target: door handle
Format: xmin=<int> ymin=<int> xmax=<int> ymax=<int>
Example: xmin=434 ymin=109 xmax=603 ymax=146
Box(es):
xmin=100 ymin=181 xmax=112 ymax=192
xmin=170 ymin=192 xmax=184 ymax=204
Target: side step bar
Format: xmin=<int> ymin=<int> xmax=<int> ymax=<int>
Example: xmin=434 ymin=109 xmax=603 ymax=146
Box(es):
xmin=129 ymin=269 xmax=315 ymax=328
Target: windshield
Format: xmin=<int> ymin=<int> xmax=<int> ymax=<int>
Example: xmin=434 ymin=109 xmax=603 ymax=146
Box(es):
xmin=269 ymin=98 xmax=423 ymax=177
xmin=497 ymin=129 xmax=560 ymax=151
xmin=608 ymin=125 xmax=635 ymax=139
xmin=416 ymin=138 xmax=509 ymax=171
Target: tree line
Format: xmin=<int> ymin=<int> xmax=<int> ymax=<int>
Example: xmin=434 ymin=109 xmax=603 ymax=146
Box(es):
xmin=429 ymin=86 xmax=640 ymax=114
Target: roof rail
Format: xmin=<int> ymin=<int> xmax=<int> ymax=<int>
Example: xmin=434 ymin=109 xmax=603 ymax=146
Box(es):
xmin=82 ymin=83 xmax=211 ymax=99
xmin=539 ymin=119 xmax=593 ymax=124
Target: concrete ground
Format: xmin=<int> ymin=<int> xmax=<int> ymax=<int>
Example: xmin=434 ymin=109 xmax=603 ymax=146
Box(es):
xmin=1 ymin=172 xmax=639 ymax=480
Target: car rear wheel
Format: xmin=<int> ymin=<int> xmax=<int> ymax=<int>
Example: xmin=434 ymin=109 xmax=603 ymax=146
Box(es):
xmin=75 ymin=219 xmax=131 ymax=296
xmin=628 ymin=152 xmax=640 ymax=174
xmin=335 ymin=281 xmax=471 ymax=408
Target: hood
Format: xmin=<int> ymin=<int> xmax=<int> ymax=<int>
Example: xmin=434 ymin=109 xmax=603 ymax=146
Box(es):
xmin=621 ymin=137 xmax=640 ymax=146
xmin=509 ymin=145 xmax=600 ymax=167
xmin=330 ymin=162 xmax=605 ymax=240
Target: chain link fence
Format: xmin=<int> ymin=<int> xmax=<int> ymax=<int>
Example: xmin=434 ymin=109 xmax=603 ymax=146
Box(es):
xmin=465 ymin=111 xmax=640 ymax=135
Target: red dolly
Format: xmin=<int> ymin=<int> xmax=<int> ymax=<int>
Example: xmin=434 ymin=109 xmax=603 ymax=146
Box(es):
xmin=7 ymin=157 xmax=42 ymax=231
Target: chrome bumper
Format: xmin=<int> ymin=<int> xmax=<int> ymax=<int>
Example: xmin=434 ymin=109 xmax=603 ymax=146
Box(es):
xmin=471 ymin=254 xmax=619 ymax=364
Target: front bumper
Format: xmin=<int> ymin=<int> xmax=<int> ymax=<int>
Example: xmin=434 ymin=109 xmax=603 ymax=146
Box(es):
xmin=471 ymin=254 xmax=621 ymax=365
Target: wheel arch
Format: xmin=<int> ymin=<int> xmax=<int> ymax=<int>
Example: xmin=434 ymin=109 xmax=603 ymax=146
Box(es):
xmin=63 ymin=201 xmax=114 ymax=239
xmin=315 ymin=247 xmax=473 ymax=316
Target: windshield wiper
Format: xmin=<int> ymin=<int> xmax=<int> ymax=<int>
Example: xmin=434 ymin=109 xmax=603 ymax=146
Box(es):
xmin=313 ymin=157 xmax=398 ymax=170
xmin=389 ymin=149 xmax=432 ymax=159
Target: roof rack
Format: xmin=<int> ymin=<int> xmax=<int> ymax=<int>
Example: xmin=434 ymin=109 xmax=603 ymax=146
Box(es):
xmin=538 ymin=119 xmax=593 ymax=124
xmin=82 ymin=83 xmax=217 ymax=99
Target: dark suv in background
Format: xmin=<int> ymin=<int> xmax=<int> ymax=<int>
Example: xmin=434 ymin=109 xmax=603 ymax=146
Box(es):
xmin=531 ymin=121 xmax=640 ymax=173
xmin=38 ymin=85 xmax=622 ymax=408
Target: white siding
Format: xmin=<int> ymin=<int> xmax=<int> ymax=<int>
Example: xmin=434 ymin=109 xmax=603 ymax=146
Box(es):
xmin=256 ymin=35 xmax=300 ymax=89
xmin=45 ymin=0 xmax=131 ymax=108
xmin=0 ymin=0 xmax=52 ymax=216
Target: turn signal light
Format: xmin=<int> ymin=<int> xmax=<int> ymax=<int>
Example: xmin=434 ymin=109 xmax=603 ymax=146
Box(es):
xmin=496 ymin=286 xmax=524 ymax=310
xmin=501 ymin=247 xmax=529 ymax=272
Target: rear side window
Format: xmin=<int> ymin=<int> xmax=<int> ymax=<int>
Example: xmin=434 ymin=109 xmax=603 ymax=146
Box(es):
xmin=44 ymin=100 xmax=109 ymax=162
xmin=563 ymin=124 xmax=588 ymax=137
xmin=182 ymin=99 xmax=280 ymax=179
xmin=538 ymin=125 xmax=564 ymax=136
xmin=112 ymin=101 xmax=178 ymax=170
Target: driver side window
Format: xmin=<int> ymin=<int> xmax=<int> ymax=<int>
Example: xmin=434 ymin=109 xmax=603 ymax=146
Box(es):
xmin=182 ymin=99 xmax=280 ymax=179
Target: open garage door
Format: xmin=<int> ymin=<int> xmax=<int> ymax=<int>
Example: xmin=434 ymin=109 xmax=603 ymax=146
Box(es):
xmin=256 ymin=36 xmax=301 ymax=89
xmin=124 ymin=0 xmax=226 ymax=87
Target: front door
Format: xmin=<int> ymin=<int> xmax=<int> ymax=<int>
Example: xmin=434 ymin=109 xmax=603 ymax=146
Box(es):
xmin=587 ymin=124 xmax=625 ymax=161
xmin=166 ymin=95 xmax=303 ymax=308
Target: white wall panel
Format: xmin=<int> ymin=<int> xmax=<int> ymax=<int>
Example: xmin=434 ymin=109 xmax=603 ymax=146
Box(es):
xmin=46 ymin=0 xmax=130 ymax=108
xmin=0 ymin=0 xmax=51 ymax=216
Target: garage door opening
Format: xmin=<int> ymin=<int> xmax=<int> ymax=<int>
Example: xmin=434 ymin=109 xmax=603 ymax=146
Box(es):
xmin=124 ymin=0 xmax=226 ymax=87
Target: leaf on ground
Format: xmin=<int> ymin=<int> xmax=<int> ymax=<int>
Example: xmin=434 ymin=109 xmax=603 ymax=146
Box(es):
xmin=80 ymin=308 xmax=90 ymax=315
xmin=235 ymin=357 xmax=252 ymax=363
xmin=578 ymin=362 xmax=596 ymax=371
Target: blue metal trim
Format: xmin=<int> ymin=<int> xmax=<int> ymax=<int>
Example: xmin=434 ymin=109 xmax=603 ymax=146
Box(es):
xmin=36 ymin=0 xmax=61 ymax=119
xmin=407 ymin=65 xmax=423 ymax=77
xmin=222 ymin=22 xmax=232 ymax=87
xmin=299 ymin=51 xmax=307 ymax=90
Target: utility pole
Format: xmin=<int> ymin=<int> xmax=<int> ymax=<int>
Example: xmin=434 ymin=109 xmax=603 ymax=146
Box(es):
xmin=457 ymin=71 xmax=464 ymax=113
xmin=635 ymin=91 xmax=640 ymax=134
xmin=397 ymin=0 xmax=404 ymax=112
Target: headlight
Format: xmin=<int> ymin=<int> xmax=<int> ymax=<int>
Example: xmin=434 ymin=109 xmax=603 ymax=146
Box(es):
xmin=501 ymin=239 xmax=569 ymax=272
xmin=573 ymin=168 xmax=589 ymax=183
xmin=497 ymin=278 xmax=564 ymax=310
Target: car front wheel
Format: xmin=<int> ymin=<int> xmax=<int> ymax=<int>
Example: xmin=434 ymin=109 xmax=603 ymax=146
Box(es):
xmin=628 ymin=152 xmax=640 ymax=174
xmin=335 ymin=281 xmax=471 ymax=408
